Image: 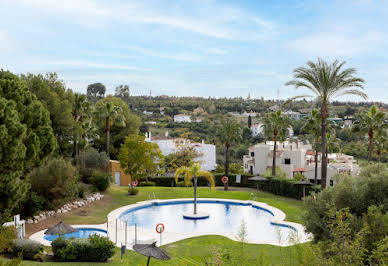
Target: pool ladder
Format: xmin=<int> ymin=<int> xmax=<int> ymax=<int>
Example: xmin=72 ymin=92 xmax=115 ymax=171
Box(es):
xmin=249 ymin=192 xmax=258 ymax=202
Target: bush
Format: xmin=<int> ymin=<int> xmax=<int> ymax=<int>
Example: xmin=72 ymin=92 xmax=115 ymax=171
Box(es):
xmin=52 ymin=235 xmax=115 ymax=262
xmin=12 ymin=239 xmax=43 ymax=260
xmin=89 ymin=172 xmax=111 ymax=192
xmin=78 ymin=148 xmax=109 ymax=183
xmin=128 ymin=187 xmax=139 ymax=195
xmin=20 ymin=191 xmax=45 ymax=217
xmin=0 ymin=227 xmax=16 ymax=254
xmin=176 ymin=181 xmax=193 ymax=187
xmin=28 ymin=157 xmax=78 ymax=201
xmin=139 ymin=181 xmax=155 ymax=187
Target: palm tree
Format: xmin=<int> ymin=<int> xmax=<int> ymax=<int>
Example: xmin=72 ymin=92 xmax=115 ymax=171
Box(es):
xmin=325 ymin=131 xmax=340 ymax=159
xmin=353 ymin=105 xmax=387 ymax=163
xmin=94 ymin=101 xmax=125 ymax=158
xmin=72 ymin=94 xmax=90 ymax=162
xmin=301 ymin=109 xmax=321 ymax=184
xmin=217 ymin=119 xmax=241 ymax=190
xmin=375 ymin=130 xmax=388 ymax=163
xmin=286 ymin=58 xmax=367 ymax=189
xmin=262 ymin=110 xmax=291 ymax=176
xmin=174 ymin=163 xmax=215 ymax=215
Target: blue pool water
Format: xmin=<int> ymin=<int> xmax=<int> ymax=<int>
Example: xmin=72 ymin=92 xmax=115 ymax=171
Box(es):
xmin=43 ymin=228 xmax=107 ymax=242
xmin=119 ymin=200 xmax=297 ymax=243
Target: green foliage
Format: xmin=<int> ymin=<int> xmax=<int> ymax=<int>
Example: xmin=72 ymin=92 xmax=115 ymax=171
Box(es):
xmin=0 ymin=227 xmax=16 ymax=254
xmin=86 ymin=82 xmax=105 ymax=103
xmin=293 ymin=172 xmax=306 ymax=181
xmin=20 ymin=192 xmax=45 ymax=217
xmin=11 ymin=239 xmax=43 ymax=260
xmin=119 ymin=134 xmax=163 ymax=181
xmin=264 ymin=167 xmax=286 ymax=178
xmin=215 ymin=163 xmax=244 ymax=174
xmin=28 ymin=157 xmax=78 ymax=202
xmin=89 ymin=172 xmax=111 ymax=192
xmin=21 ymin=73 xmax=74 ymax=155
xmin=139 ymin=181 xmax=156 ymax=187
xmin=93 ymin=96 xmax=141 ymax=159
xmin=177 ymin=180 xmax=193 ymax=187
xmin=164 ymin=144 xmax=199 ymax=172
xmin=128 ymin=187 xmax=139 ymax=195
xmin=0 ymin=70 xmax=55 ymax=223
xmin=51 ymin=235 xmax=115 ymax=262
xmin=78 ymin=148 xmax=109 ymax=182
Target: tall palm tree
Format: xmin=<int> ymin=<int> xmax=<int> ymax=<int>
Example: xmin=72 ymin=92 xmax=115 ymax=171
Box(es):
xmin=94 ymin=101 xmax=125 ymax=158
xmin=262 ymin=110 xmax=291 ymax=176
xmin=301 ymin=109 xmax=321 ymax=184
xmin=174 ymin=163 xmax=215 ymax=215
xmin=286 ymin=58 xmax=367 ymax=189
xmin=374 ymin=130 xmax=388 ymax=163
xmin=353 ymin=105 xmax=387 ymax=163
xmin=217 ymin=119 xmax=241 ymax=190
xmin=72 ymin=94 xmax=90 ymax=162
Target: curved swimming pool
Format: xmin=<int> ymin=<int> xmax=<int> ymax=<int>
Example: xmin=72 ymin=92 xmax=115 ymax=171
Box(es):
xmin=118 ymin=200 xmax=297 ymax=243
xmin=43 ymin=228 xmax=107 ymax=242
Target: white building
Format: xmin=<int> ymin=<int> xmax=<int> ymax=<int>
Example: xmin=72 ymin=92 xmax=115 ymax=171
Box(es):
xmin=174 ymin=114 xmax=191 ymax=123
xmin=145 ymin=132 xmax=216 ymax=171
xmin=243 ymin=141 xmax=359 ymax=186
xmin=284 ymin=110 xmax=301 ymax=120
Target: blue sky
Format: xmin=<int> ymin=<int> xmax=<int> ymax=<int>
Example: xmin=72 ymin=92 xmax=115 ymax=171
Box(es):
xmin=1 ymin=0 xmax=387 ymax=101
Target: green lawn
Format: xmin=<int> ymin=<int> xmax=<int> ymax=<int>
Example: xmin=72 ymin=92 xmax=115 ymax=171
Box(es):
xmin=9 ymin=186 xmax=307 ymax=265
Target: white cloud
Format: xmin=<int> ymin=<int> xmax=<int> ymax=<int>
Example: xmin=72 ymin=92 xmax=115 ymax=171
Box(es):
xmin=125 ymin=46 xmax=201 ymax=62
xmin=290 ymin=30 xmax=387 ymax=56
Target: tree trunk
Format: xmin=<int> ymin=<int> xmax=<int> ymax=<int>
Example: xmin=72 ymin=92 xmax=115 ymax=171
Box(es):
xmin=314 ymin=147 xmax=318 ymax=185
xmin=193 ymin=176 xmax=197 ymax=214
xmin=272 ymin=133 xmax=277 ymax=176
xmin=368 ymin=129 xmax=373 ymax=163
xmin=106 ymin=118 xmax=110 ymax=159
xmin=224 ymin=140 xmax=230 ymax=191
xmin=377 ymin=149 xmax=381 ymax=163
xmin=321 ymin=106 xmax=328 ymax=189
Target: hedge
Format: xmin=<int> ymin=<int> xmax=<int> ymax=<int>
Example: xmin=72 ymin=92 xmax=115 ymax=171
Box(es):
xmin=12 ymin=239 xmax=43 ymax=260
xmin=145 ymin=174 xmax=319 ymax=200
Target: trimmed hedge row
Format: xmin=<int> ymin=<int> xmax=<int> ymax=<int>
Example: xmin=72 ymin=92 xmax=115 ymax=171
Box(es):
xmin=146 ymin=174 xmax=319 ymax=199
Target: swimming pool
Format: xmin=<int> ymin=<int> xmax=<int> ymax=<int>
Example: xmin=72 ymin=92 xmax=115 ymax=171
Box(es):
xmin=43 ymin=228 xmax=107 ymax=242
xmin=118 ymin=200 xmax=297 ymax=244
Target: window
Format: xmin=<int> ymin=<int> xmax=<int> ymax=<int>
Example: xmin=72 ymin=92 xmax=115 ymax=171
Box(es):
xmin=250 ymin=152 xmax=254 ymax=157
xmin=284 ymin=158 xmax=291 ymax=165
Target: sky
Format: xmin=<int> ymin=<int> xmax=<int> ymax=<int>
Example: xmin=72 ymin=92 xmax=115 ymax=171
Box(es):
xmin=1 ymin=0 xmax=388 ymax=101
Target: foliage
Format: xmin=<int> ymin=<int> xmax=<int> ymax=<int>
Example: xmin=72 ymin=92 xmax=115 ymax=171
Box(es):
xmin=0 ymin=70 xmax=55 ymax=223
xmin=128 ymin=187 xmax=139 ymax=195
xmin=164 ymin=143 xmax=200 ymax=172
xmin=12 ymin=239 xmax=43 ymax=260
xmin=89 ymin=172 xmax=111 ymax=192
xmin=353 ymin=105 xmax=387 ymax=162
xmin=139 ymin=181 xmax=156 ymax=187
xmin=114 ymin=85 xmax=130 ymax=104
xmin=52 ymin=235 xmax=115 ymax=262
xmin=216 ymin=163 xmax=244 ymax=174
xmin=304 ymin=164 xmax=388 ymax=247
xmin=293 ymin=172 xmax=307 ymax=181
xmin=86 ymin=82 xmax=105 ymax=103
xmin=119 ymin=134 xmax=164 ymax=181
xmin=177 ymin=180 xmax=193 ymax=187
xmin=263 ymin=166 xmax=286 ymax=178
xmin=0 ymin=227 xmax=16 ymax=254
xmin=20 ymin=192 xmax=45 ymax=217
xmin=93 ymin=96 xmax=140 ymax=159
xmin=286 ymin=58 xmax=367 ymax=189
xmin=28 ymin=157 xmax=78 ymax=202
xmin=78 ymin=147 xmax=109 ymax=182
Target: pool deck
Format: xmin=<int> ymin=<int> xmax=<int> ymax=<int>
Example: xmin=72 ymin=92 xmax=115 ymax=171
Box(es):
xmin=30 ymin=198 xmax=312 ymax=248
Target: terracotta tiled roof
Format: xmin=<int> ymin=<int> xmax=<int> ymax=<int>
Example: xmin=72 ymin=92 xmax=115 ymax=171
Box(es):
xmin=293 ymin=168 xmax=307 ymax=172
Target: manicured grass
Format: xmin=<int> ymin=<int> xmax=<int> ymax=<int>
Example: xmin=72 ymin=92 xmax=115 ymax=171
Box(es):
xmin=9 ymin=186 xmax=306 ymax=265
xmin=62 ymin=186 xmax=304 ymax=225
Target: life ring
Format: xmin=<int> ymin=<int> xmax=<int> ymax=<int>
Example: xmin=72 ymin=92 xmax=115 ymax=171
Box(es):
xmin=221 ymin=176 xmax=229 ymax=184
xmin=132 ymin=180 xmax=138 ymax=187
xmin=155 ymin=223 xmax=165 ymax=234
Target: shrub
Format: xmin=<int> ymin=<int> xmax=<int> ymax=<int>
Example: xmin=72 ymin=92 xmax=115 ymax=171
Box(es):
xmin=20 ymin=191 xmax=45 ymax=217
xmin=89 ymin=172 xmax=111 ymax=192
xmin=52 ymin=235 xmax=115 ymax=262
xmin=128 ymin=187 xmax=139 ymax=195
xmin=28 ymin=157 xmax=78 ymax=201
xmin=78 ymin=148 xmax=109 ymax=183
xmin=176 ymin=181 xmax=193 ymax=187
xmin=139 ymin=181 xmax=155 ymax=187
xmin=0 ymin=227 xmax=16 ymax=254
xmin=12 ymin=239 xmax=43 ymax=260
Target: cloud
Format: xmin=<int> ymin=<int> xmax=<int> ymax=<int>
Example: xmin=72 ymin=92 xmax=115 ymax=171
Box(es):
xmin=289 ymin=30 xmax=387 ymax=56
xmin=125 ymin=46 xmax=201 ymax=62
xmin=47 ymin=61 xmax=151 ymax=71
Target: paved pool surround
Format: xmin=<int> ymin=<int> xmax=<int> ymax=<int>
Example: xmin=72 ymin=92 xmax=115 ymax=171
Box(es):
xmin=106 ymin=198 xmax=312 ymax=247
